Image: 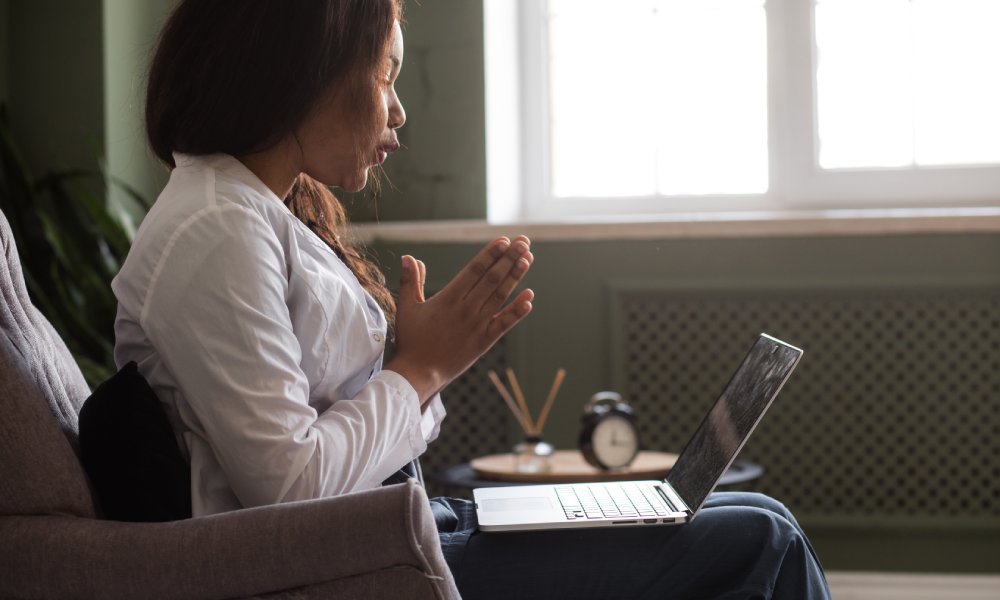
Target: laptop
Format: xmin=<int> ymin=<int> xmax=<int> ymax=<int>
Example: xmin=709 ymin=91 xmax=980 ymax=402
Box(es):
xmin=474 ymin=333 xmax=803 ymax=532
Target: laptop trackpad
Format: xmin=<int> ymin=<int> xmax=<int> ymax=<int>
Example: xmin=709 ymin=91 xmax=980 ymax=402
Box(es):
xmin=481 ymin=497 xmax=553 ymax=512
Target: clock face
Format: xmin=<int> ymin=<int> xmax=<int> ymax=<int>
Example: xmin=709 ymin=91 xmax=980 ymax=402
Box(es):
xmin=591 ymin=414 xmax=639 ymax=468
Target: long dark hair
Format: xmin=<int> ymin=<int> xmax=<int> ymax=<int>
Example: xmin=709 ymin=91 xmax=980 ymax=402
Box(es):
xmin=146 ymin=0 xmax=400 ymax=324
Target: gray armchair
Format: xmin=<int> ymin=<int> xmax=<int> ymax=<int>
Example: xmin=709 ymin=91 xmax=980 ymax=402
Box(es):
xmin=0 ymin=209 xmax=460 ymax=599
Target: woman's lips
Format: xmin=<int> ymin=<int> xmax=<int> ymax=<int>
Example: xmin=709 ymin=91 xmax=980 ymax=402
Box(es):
xmin=376 ymin=140 xmax=400 ymax=165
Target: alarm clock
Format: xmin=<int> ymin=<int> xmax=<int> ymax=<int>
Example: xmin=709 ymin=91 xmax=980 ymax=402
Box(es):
xmin=578 ymin=391 xmax=640 ymax=470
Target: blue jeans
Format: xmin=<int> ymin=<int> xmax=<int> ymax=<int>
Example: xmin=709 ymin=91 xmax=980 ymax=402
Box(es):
xmin=432 ymin=492 xmax=831 ymax=600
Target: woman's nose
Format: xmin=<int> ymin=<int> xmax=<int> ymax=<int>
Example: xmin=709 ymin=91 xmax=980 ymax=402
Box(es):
xmin=389 ymin=89 xmax=406 ymax=130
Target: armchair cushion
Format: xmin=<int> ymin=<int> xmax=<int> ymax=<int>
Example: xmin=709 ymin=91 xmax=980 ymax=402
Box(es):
xmin=0 ymin=480 xmax=459 ymax=600
xmin=1 ymin=209 xmax=96 ymax=519
xmin=79 ymin=360 xmax=192 ymax=522
xmin=0 ymin=330 xmax=96 ymax=518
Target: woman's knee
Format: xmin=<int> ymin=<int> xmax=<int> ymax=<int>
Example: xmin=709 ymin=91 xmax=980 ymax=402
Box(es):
xmin=709 ymin=491 xmax=796 ymax=522
xmin=691 ymin=504 xmax=800 ymax=552
xmin=664 ymin=506 xmax=806 ymax=596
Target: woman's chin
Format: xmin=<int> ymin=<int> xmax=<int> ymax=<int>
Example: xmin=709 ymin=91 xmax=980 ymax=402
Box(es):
xmin=357 ymin=172 xmax=372 ymax=192
xmin=341 ymin=169 xmax=370 ymax=193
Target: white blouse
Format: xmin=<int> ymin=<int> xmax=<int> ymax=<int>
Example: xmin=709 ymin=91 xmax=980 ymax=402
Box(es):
xmin=112 ymin=153 xmax=445 ymax=516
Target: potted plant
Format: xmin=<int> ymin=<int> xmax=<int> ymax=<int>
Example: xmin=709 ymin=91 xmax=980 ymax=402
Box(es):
xmin=0 ymin=104 xmax=151 ymax=386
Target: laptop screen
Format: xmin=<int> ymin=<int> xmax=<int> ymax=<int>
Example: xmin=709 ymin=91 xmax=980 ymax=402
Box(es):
xmin=665 ymin=334 xmax=803 ymax=514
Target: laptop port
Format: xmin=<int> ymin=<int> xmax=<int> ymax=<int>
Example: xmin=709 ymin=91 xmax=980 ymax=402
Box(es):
xmin=662 ymin=518 xmax=675 ymax=523
xmin=643 ymin=518 xmax=658 ymax=524
xmin=611 ymin=520 xmax=638 ymax=525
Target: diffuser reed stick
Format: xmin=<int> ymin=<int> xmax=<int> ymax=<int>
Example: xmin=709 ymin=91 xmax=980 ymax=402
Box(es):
xmin=488 ymin=368 xmax=567 ymax=437
xmin=505 ymin=368 xmax=532 ymax=434
xmin=488 ymin=370 xmax=533 ymax=435
xmin=533 ymin=368 xmax=566 ymax=436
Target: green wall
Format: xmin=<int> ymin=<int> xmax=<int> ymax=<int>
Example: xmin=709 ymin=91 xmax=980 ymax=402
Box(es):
xmin=103 ymin=0 xmax=175 ymax=212
xmin=0 ymin=0 xmax=171 ymax=207
xmin=5 ymin=0 xmax=104 ymax=177
xmin=370 ymin=232 xmax=1000 ymax=463
xmin=345 ymin=0 xmax=487 ymax=222
xmin=2 ymin=0 xmax=474 ymax=214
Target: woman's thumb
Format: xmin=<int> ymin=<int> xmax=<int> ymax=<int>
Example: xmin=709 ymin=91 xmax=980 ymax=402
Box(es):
xmin=398 ymin=255 xmax=419 ymax=302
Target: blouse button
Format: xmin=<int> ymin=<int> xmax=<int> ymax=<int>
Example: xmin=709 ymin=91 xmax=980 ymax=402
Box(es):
xmin=373 ymin=332 xmax=384 ymax=343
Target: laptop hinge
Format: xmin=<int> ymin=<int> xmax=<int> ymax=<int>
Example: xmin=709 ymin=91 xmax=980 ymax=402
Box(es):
xmin=656 ymin=483 xmax=690 ymax=516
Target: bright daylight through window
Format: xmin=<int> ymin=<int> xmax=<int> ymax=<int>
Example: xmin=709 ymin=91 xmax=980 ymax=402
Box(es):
xmin=815 ymin=0 xmax=1000 ymax=169
xmin=485 ymin=0 xmax=1000 ymax=221
xmin=549 ymin=0 xmax=768 ymax=198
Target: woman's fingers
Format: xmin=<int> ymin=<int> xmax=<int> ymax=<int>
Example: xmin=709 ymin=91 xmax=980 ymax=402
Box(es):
xmin=398 ymin=255 xmax=420 ymax=304
xmin=446 ymin=237 xmax=511 ymax=296
xmin=399 ymin=256 xmax=429 ymax=305
xmin=463 ymin=235 xmax=532 ymax=310
xmin=487 ymin=288 xmax=534 ymax=340
xmin=416 ymin=259 xmax=427 ymax=303
xmin=480 ymin=249 xmax=532 ymax=313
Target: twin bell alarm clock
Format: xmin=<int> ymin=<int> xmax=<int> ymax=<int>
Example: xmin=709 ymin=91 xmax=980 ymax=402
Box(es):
xmin=578 ymin=391 xmax=640 ymax=470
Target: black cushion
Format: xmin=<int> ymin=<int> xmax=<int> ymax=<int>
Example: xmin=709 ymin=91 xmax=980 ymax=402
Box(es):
xmin=79 ymin=361 xmax=192 ymax=521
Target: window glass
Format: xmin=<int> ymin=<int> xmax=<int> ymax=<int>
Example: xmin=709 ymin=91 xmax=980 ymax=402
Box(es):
xmin=548 ymin=0 xmax=768 ymax=198
xmin=816 ymin=0 xmax=1000 ymax=169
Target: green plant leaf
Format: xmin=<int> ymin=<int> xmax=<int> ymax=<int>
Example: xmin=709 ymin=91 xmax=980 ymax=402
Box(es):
xmin=1 ymin=101 xmax=151 ymax=387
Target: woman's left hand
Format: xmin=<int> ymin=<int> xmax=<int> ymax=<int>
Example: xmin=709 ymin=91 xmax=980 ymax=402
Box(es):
xmin=386 ymin=235 xmax=535 ymax=404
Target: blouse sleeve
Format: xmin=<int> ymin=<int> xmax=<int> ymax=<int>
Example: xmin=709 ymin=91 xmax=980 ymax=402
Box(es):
xmin=421 ymin=393 xmax=446 ymax=442
xmin=138 ymin=205 xmax=428 ymax=508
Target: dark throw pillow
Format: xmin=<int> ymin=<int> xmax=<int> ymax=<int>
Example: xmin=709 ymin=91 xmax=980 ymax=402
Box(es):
xmin=79 ymin=361 xmax=192 ymax=521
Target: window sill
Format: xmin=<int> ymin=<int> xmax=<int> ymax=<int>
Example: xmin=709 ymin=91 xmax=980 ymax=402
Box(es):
xmin=351 ymin=207 xmax=1000 ymax=244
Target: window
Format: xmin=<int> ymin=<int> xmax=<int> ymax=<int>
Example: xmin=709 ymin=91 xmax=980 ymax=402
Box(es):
xmin=485 ymin=0 xmax=1000 ymax=222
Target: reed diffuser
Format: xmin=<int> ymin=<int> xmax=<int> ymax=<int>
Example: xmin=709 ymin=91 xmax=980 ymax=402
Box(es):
xmin=488 ymin=368 xmax=566 ymax=473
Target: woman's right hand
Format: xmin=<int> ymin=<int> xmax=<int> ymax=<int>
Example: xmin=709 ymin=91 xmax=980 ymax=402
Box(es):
xmin=386 ymin=236 xmax=535 ymax=405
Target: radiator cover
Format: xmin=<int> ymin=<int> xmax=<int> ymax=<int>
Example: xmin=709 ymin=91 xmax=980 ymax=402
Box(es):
xmin=611 ymin=286 xmax=1000 ymax=520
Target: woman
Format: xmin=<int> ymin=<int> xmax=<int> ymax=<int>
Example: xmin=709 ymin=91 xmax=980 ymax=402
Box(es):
xmin=116 ymin=1 xmax=831 ymax=598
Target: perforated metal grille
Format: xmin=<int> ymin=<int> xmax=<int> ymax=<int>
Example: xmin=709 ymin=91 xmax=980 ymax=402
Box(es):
xmin=617 ymin=289 xmax=1000 ymax=518
xmin=420 ymin=339 xmax=514 ymax=498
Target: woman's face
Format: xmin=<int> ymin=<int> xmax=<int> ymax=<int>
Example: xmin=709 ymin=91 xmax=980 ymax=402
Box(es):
xmin=295 ymin=21 xmax=406 ymax=192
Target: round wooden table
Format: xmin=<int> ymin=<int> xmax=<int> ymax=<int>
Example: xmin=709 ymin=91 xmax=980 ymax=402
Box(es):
xmin=429 ymin=450 xmax=763 ymax=491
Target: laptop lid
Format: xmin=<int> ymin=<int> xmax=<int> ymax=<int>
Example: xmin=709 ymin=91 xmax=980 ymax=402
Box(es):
xmin=665 ymin=334 xmax=803 ymax=515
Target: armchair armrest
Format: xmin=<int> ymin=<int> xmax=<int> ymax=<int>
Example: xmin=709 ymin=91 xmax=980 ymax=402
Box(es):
xmin=0 ymin=481 xmax=459 ymax=600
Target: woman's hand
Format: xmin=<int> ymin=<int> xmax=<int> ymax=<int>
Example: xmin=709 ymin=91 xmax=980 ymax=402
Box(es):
xmin=386 ymin=236 xmax=535 ymax=405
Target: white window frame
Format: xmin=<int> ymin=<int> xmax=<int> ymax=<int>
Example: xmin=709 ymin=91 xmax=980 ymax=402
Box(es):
xmin=485 ymin=0 xmax=1000 ymax=223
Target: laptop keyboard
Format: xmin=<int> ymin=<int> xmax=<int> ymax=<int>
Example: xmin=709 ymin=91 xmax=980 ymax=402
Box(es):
xmin=556 ymin=483 xmax=672 ymax=521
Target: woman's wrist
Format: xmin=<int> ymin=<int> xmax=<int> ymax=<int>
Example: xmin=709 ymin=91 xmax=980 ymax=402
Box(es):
xmin=384 ymin=358 xmax=444 ymax=406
